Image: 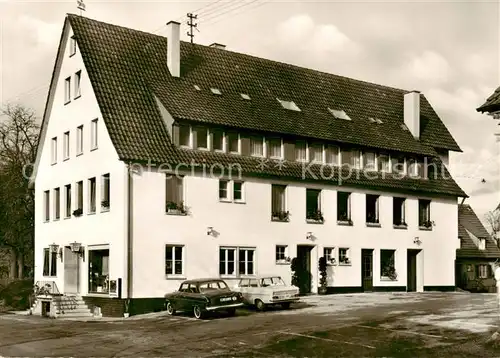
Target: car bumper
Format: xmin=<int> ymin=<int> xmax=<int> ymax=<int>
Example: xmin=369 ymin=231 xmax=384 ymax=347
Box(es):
xmin=269 ymin=297 xmax=300 ymax=304
xmin=205 ymin=302 xmax=244 ymax=311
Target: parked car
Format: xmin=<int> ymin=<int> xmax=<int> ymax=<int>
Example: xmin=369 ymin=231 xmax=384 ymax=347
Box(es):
xmin=164 ymin=278 xmax=244 ymax=319
xmin=233 ymin=275 xmax=300 ymax=311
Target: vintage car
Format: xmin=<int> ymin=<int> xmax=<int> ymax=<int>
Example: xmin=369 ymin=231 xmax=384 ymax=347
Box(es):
xmin=233 ymin=276 xmax=300 ymax=311
xmin=164 ymin=278 xmax=244 ymax=319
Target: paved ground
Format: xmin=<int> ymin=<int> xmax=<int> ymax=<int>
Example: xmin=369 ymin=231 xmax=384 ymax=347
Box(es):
xmin=1 ymin=292 xmax=500 ymax=357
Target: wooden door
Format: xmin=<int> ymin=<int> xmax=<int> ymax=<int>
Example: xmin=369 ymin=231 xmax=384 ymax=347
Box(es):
xmin=361 ymin=249 xmax=373 ymax=292
xmin=407 ymin=250 xmax=417 ymax=292
xmin=64 ymin=247 xmax=79 ymax=293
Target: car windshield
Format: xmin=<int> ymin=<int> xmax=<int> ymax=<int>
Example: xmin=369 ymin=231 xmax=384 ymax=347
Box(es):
xmin=260 ymin=277 xmax=286 ymax=287
xmin=198 ymin=281 xmax=229 ymax=293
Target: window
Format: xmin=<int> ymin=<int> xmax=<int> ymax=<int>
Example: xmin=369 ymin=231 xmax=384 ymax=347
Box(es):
xmin=328 ymin=108 xmax=351 ymax=120
xmin=233 ymin=181 xmax=244 ymax=202
xmin=418 ymin=199 xmax=431 ymax=228
xmin=479 ymin=239 xmax=486 ymax=251
xmin=165 ymin=245 xmax=184 ymax=276
xmin=88 ymin=177 xmax=96 ymax=214
xmin=295 ymin=141 xmax=307 ymax=161
xmin=268 ymin=138 xmax=282 ymax=159
xmin=54 ymin=188 xmax=60 ymax=220
xmin=380 ymin=250 xmax=396 ymax=279
xmin=44 ymin=190 xmax=50 ymax=222
xmin=238 ymin=248 xmax=255 ymax=276
xmin=309 ymin=143 xmax=323 ymax=163
xmin=196 ymin=127 xmax=208 ymax=149
xmin=51 ymin=137 xmax=57 ymax=164
xmin=88 ymin=249 xmax=109 ymax=293
xmin=407 ymin=158 xmax=419 ymax=177
xmin=427 ymin=160 xmax=437 ymax=179
xmin=228 ymin=132 xmax=239 ymax=153
xmin=210 ymin=88 xmax=222 ymax=95
xmin=363 ymin=152 xmax=377 ymax=171
xmin=76 ymin=125 xmax=83 ymax=155
xmin=241 ymin=93 xmax=251 ymax=100
xmin=306 ymin=189 xmax=322 ymax=222
xmin=341 ymin=149 xmax=360 ymax=169
xmin=179 ymin=124 xmax=191 ymax=147
xmin=64 ymin=77 xmax=71 ymax=103
xmin=324 ymin=247 xmax=335 ymax=264
xmin=478 ymin=264 xmax=489 ymax=278
xmin=101 ymin=174 xmax=110 ymax=210
xmin=212 ymin=130 xmax=224 ymax=151
xmin=393 ymin=197 xmax=406 ymax=226
xmin=276 ymin=245 xmax=288 ymax=263
xmin=219 ymin=180 xmax=229 ymax=201
xmin=339 ymin=248 xmax=350 ymax=264
xmin=63 ymin=132 xmax=70 ymax=160
xmin=69 ymin=36 xmax=76 ymax=56
xmin=337 ymin=191 xmax=351 ymax=223
xmin=76 ymin=181 xmax=83 ymax=212
xmin=325 ymin=144 xmax=339 ymax=165
xmin=366 ymin=194 xmax=379 ymax=224
xmin=378 ymin=154 xmax=390 ymax=172
xmin=166 ymin=176 xmax=184 ymax=213
xmin=250 ymin=136 xmax=264 ymax=157
xmin=65 ymin=184 xmax=71 ymax=218
xmin=43 ymin=248 xmax=57 ymax=277
xmin=277 ymin=98 xmax=301 ymax=111
xmin=219 ymin=247 xmax=236 ymax=276
xmin=74 ymin=70 xmax=81 ymax=98
xmin=392 ymin=156 xmax=405 ymax=175
xmin=271 ymin=184 xmax=287 ymax=221
xmin=91 ymin=119 xmax=98 ymax=150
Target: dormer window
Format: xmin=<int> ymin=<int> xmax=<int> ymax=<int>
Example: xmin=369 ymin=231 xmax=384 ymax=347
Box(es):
xmin=250 ymin=136 xmax=264 ymax=157
xmin=277 ymin=98 xmax=301 ymax=112
xmin=210 ymin=88 xmax=222 ymax=95
xmin=325 ymin=144 xmax=339 ymax=165
xmin=228 ymin=132 xmax=240 ymax=153
xmin=328 ymin=108 xmax=351 ymax=120
xmin=179 ymin=124 xmax=191 ymax=147
xmin=69 ymin=36 xmax=76 ymax=56
xmin=309 ymin=143 xmax=323 ymax=163
xmin=479 ymin=238 xmax=486 ymax=250
xmin=268 ymin=138 xmax=282 ymax=159
xmin=295 ymin=141 xmax=307 ymax=162
xmin=212 ymin=129 xmax=224 ymax=151
xmin=378 ymin=153 xmax=390 ymax=172
xmin=241 ymin=93 xmax=251 ymax=100
xmin=195 ymin=126 xmax=208 ymax=150
xmin=363 ymin=152 xmax=376 ymax=171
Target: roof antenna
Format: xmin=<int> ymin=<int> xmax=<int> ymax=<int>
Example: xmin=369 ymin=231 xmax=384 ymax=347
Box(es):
xmin=77 ymin=0 xmax=86 ymax=16
xmin=186 ymin=13 xmax=198 ymax=44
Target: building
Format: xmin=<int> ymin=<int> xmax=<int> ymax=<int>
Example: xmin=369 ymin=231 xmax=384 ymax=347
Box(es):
xmin=32 ymin=14 xmax=467 ymax=316
xmin=456 ymin=204 xmax=500 ymax=293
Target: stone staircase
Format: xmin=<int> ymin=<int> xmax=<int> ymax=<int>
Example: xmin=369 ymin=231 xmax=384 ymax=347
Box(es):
xmin=31 ymin=295 xmax=94 ymax=319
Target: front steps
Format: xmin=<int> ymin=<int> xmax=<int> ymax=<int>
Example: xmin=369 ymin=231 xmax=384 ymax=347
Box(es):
xmin=31 ymin=295 xmax=94 ymax=319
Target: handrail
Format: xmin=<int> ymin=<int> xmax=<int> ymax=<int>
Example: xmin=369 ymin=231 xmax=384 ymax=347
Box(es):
xmin=34 ymin=280 xmax=61 ymax=296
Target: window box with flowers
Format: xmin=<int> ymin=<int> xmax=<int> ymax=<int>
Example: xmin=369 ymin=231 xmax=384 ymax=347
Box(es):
xmin=166 ymin=201 xmax=187 ymax=216
xmin=101 ymin=200 xmax=110 ymax=211
xmin=73 ymin=208 xmax=83 ymax=217
xmin=419 ymin=220 xmax=433 ymax=231
xmin=306 ymin=210 xmax=324 ymax=224
xmin=337 ymin=213 xmax=353 ymax=226
xmin=272 ymin=210 xmax=290 ymax=222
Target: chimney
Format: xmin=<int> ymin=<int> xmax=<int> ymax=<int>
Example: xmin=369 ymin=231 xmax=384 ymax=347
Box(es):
xmin=209 ymin=43 xmax=226 ymax=50
xmin=166 ymin=21 xmax=180 ymax=77
xmin=404 ymin=90 xmax=420 ymax=139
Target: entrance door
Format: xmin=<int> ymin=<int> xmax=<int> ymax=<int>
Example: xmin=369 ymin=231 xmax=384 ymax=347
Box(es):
xmin=64 ymin=247 xmax=79 ymax=293
xmin=361 ymin=249 xmax=373 ymax=292
xmin=407 ymin=249 xmax=418 ymax=292
xmin=296 ymin=245 xmax=313 ymax=294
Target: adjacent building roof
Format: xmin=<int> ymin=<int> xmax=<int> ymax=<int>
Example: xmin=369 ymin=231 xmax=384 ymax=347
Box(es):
xmin=457 ymin=204 xmax=500 ymax=258
xmin=477 ymin=86 xmax=500 ymax=113
xmin=62 ymin=15 xmax=466 ymax=197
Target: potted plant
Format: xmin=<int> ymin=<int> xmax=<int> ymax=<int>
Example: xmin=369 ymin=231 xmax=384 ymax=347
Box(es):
xmin=101 ymin=200 xmax=110 ymax=209
xmin=123 ymin=299 xmax=130 ymax=318
xmin=307 ymin=210 xmax=324 ymax=223
xmin=166 ymin=201 xmax=187 ymax=214
xmin=318 ymin=256 xmax=328 ymax=295
xmin=272 ymin=210 xmax=290 ymax=222
xmin=73 ymin=208 xmax=83 ymax=217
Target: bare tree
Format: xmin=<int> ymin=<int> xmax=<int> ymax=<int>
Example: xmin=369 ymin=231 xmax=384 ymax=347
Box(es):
xmin=0 ymin=104 xmax=39 ymax=278
xmin=485 ymin=209 xmax=500 ymax=247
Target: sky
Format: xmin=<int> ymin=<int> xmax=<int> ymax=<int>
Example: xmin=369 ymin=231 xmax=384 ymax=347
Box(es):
xmin=0 ymin=0 xmax=499 ymax=222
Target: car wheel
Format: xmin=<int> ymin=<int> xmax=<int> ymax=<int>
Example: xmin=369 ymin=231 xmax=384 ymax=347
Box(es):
xmin=193 ymin=305 xmax=204 ymax=319
xmin=255 ymin=299 xmax=265 ymax=311
xmin=281 ymin=302 xmax=291 ymax=309
xmin=166 ymin=301 xmax=176 ymax=315
xmin=227 ymin=308 xmax=236 ymax=316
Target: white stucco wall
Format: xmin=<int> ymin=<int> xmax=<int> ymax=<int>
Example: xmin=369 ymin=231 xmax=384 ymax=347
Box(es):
xmin=34 ymin=25 xmax=128 ymax=297
xmin=131 ymin=168 xmax=459 ymax=298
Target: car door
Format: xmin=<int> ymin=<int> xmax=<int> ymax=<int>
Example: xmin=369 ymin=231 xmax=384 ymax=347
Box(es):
xmin=183 ymin=283 xmax=201 ymax=310
xmin=248 ymin=278 xmax=259 ymax=303
xmin=175 ymin=283 xmax=190 ymax=310
xmin=238 ymin=279 xmax=250 ymax=303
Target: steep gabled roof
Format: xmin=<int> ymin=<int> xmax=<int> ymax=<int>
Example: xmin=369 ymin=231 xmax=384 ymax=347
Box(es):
xmin=477 ymin=86 xmax=500 ymax=113
xmin=61 ymin=14 xmax=466 ymax=197
xmin=457 ymin=204 xmax=500 ymax=258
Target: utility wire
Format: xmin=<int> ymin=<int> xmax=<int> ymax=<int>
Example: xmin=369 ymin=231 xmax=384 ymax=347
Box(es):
xmin=197 ymin=0 xmax=246 ymax=18
xmin=203 ymin=0 xmax=270 ymax=27
xmin=199 ymin=0 xmax=262 ymax=25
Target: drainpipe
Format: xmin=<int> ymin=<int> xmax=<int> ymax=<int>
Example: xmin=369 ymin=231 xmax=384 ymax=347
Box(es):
xmin=126 ymin=163 xmax=133 ymax=299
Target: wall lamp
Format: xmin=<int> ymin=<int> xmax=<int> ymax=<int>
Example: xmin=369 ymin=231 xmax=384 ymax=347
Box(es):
xmin=306 ymin=232 xmax=313 ymax=240
xmin=413 ymin=237 xmax=422 ymax=245
xmin=70 ymin=241 xmax=85 ymax=262
xmin=207 ymin=226 xmax=215 ymax=236
xmin=49 ymin=243 xmax=63 ymax=262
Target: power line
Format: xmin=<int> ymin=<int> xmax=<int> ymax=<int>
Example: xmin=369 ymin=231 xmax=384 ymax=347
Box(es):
xmin=191 ymin=0 xmax=226 ymax=16
xmin=200 ymin=0 xmax=262 ymax=25
xmin=197 ymin=0 xmax=246 ymax=18
xmin=203 ymin=0 xmax=270 ymax=27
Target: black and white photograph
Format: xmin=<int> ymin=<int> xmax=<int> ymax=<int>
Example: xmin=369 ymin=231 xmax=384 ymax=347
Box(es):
xmin=0 ymin=0 xmax=499 ymax=356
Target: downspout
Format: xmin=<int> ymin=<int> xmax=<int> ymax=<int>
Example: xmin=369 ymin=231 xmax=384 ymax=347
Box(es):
xmin=126 ymin=163 xmax=133 ymax=299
